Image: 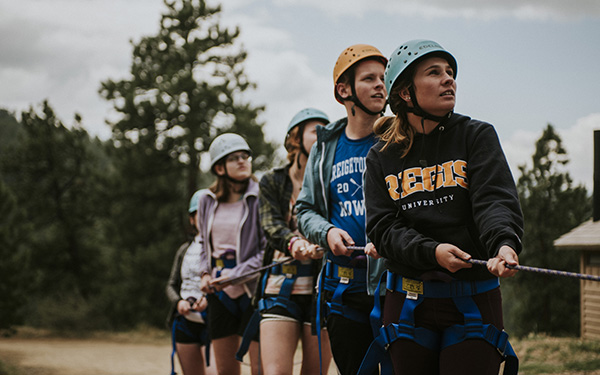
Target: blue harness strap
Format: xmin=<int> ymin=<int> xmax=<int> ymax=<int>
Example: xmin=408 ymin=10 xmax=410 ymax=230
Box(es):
xmin=170 ymin=314 xmax=211 ymax=374
xmin=443 ymin=295 xmax=519 ymax=374
xmin=322 ymin=257 xmax=370 ymax=324
xmin=358 ymin=273 xmax=518 ymax=375
xmin=316 ymin=252 xmax=371 ymax=375
xmin=236 ymin=260 xmax=311 ymax=361
xmin=170 ymin=316 xmax=180 ymax=375
xmin=212 ymin=256 xmax=249 ymax=317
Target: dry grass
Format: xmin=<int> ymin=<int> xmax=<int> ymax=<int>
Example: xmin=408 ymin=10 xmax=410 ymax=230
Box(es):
xmin=2 ymin=327 xmax=600 ymax=374
xmin=512 ymin=333 xmax=600 ymax=374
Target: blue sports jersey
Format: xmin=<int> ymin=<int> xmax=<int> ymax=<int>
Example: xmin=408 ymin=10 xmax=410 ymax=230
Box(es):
xmin=329 ymin=131 xmax=377 ymax=248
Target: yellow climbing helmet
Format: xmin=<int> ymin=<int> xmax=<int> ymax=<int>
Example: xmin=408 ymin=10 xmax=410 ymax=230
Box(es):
xmin=333 ymin=44 xmax=387 ymax=104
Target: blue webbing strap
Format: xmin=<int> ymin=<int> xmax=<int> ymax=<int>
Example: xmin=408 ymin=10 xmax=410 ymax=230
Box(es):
xmin=358 ymin=294 xmax=434 ymax=375
xmin=235 ymin=309 xmax=262 ymax=361
xmin=444 ymin=296 xmax=519 ymax=374
xmin=236 ymin=269 xmax=270 ymax=361
xmin=170 ymin=317 xmax=178 ymax=375
xmin=369 ymin=270 xmax=386 ymax=338
xmin=323 ymin=261 xmax=370 ymax=324
xmin=359 ymin=273 xmax=516 ymax=375
xmin=236 ymin=261 xmax=307 ymax=361
xmin=170 ymin=315 xmax=204 ymax=375
xmin=366 ymin=271 xmax=393 ymax=375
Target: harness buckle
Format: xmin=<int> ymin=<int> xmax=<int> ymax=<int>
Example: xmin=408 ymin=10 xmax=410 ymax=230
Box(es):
xmin=406 ymin=292 xmax=419 ymax=300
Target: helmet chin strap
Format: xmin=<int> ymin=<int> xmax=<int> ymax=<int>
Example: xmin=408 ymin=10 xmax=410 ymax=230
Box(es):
xmin=346 ymin=80 xmax=384 ymax=117
xmin=406 ymin=86 xmax=452 ymax=123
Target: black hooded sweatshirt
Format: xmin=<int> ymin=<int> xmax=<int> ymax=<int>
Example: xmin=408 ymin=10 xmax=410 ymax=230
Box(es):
xmin=365 ymin=112 xmax=523 ymax=281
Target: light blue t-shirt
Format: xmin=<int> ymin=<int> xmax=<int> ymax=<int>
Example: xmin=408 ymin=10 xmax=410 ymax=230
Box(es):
xmin=329 ymin=131 xmax=377 ymax=248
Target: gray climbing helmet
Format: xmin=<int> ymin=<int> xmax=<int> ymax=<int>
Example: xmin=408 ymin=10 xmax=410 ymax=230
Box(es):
xmin=208 ymin=133 xmax=251 ymax=171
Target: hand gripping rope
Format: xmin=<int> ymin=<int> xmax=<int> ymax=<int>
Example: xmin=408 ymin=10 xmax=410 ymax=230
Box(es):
xmin=215 ymin=246 xmax=366 ymax=285
xmin=219 ymin=246 xmax=600 ymax=284
xmin=466 ymin=259 xmax=600 ymax=282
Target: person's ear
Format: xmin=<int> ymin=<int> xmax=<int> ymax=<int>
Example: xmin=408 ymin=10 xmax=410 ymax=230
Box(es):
xmin=214 ymin=163 xmax=225 ymax=176
xmin=336 ymin=82 xmax=351 ymax=100
xmin=400 ymin=87 xmax=411 ymax=102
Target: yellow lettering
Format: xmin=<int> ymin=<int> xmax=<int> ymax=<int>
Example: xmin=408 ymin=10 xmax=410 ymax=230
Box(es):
xmin=422 ymin=166 xmax=436 ymax=191
xmin=386 ymin=174 xmax=400 ymax=200
xmin=442 ymin=161 xmax=457 ymax=187
xmin=402 ymin=167 xmax=422 ymax=198
xmin=454 ymin=160 xmax=468 ymax=188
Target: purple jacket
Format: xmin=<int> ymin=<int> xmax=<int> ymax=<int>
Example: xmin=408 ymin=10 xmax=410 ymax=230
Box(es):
xmin=196 ymin=179 xmax=266 ymax=294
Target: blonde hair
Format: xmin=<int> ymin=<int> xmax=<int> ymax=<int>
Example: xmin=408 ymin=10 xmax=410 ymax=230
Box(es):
xmin=374 ymin=65 xmax=417 ymax=156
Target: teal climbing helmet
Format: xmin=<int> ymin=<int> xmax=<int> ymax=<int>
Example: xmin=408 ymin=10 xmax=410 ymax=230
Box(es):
xmin=286 ymin=108 xmax=329 ymax=135
xmin=384 ymin=39 xmax=457 ymax=95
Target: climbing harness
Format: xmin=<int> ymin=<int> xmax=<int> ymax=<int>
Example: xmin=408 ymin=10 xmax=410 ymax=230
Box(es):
xmin=211 ymin=251 xmax=251 ymax=317
xmin=236 ymin=258 xmax=313 ymax=361
xmin=358 ymin=271 xmax=518 ymax=375
xmin=169 ymin=312 xmax=210 ymax=375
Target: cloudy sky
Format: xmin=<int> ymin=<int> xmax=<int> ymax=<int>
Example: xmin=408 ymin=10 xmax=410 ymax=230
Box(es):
xmin=1 ymin=0 xmax=599 ymax=190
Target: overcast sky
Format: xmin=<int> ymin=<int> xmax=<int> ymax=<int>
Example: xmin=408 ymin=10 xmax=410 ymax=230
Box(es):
xmin=1 ymin=0 xmax=599 ymax=190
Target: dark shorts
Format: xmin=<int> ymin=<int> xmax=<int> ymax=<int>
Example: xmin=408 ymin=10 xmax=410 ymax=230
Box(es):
xmin=383 ymin=286 xmax=505 ymax=375
xmin=207 ymin=293 xmax=256 ymax=340
xmin=173 ymin=315 xmax=209 ymax=346
xmin=261 ymin=294 xmax=313 ymax=324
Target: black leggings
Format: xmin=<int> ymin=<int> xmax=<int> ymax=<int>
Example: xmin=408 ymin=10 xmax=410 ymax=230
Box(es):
xmin=323 ymin=291 xmax=376 ymax=375
xmin=383 ymin=287 xmax=505 ymax=375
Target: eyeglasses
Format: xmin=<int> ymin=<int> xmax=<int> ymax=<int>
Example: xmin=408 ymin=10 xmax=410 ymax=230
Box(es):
xmin=226 ymin=153 xmax=252 ymax=163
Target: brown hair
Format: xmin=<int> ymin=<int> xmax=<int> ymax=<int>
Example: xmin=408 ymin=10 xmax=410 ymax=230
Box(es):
xmin=284 ymin=125 xmax=302 ymax=165
xmin=208 ymin=161 xmax=257 ymax=202
xmin=374 ymin=64 xmax=417 ymax=156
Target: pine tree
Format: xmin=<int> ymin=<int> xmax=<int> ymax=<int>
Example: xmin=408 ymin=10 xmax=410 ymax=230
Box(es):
xmin=0 ymin=101 xmax=110 ymax=329
xmin=503 ymin=124 xmax=591 ymax=336
xmin=99 ymin=0 xmax=274 ymax=198
xmin=97 ymin=0 xmax=275 ymax=327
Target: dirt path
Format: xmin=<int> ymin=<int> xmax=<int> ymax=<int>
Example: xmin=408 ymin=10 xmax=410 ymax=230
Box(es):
xmin=0 ymin=335 xmax=337 ymax=375
xmin=0 ymin=337 xmax=180 ymax=375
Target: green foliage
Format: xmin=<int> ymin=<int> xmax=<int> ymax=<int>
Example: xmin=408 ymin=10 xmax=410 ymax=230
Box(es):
xmin=0 ymin=109 xmax=22 ymax=156
xmin=0 ymin=101 xmax=111 ymax=329
xmin=0 ymin=180 xmax=27 ymax=329
xmin=95 ymin=0 xmax=274 ymax=327
xmin=503 ymin=124 xmax=591 ymax=337
xmin=0 ymin=0 xmax=278 ymax=331
xmin=99 ymin=0 xmax=275 ymax=197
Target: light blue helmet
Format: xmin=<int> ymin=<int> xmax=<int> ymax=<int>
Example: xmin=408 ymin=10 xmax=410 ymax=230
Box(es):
xmin=286 ymin=108 xmax=329 ymax=135
xmin=188 ymin=189 xmax=204 ymax=214
xmin=384 ymin=39 xmax=457 ymax=96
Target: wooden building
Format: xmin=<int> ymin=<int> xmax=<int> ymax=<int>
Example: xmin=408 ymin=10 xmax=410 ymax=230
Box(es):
xmin=553 ymin=130 xmax=600 ymax=339
xmin=554 ymin=220 xmax=600 ymax=339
